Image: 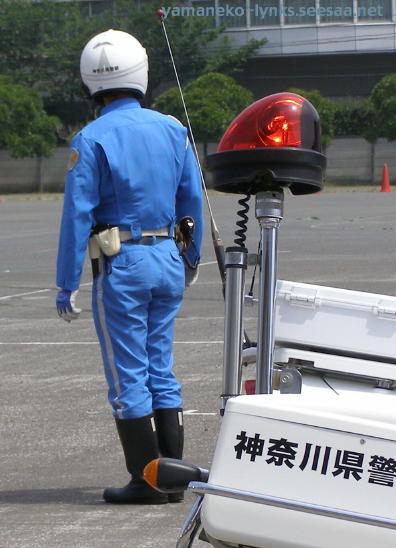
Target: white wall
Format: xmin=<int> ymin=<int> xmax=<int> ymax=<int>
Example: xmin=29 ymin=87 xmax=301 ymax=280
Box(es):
xmin=0 ymin=138 xmax=394 ymax=194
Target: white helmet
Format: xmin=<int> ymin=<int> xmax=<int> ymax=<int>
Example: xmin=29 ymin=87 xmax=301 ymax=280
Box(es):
xmin=80 ymin=29 xmax=148 ymax=98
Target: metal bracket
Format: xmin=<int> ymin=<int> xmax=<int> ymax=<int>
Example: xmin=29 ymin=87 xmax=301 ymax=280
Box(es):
xmin=285 ymin=287 xmax=319 ymax=309
xmin=176 ymin=495 xmax=204 ymax=548
xmin=279 ymin=364 xmax=302 ymax=394
xmin=375 ymin=304 xmax=396 ymax=321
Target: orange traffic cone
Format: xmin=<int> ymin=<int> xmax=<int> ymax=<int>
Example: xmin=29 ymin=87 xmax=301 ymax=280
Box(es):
xmin=380 ymin=163 xmax=391 ymax=192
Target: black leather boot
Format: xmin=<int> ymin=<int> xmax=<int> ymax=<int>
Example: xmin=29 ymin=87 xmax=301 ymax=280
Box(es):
xmin=154 ymin=408 xmax=184 ymax=503
xmin=103 ymin=414 xmax=168 ymax=504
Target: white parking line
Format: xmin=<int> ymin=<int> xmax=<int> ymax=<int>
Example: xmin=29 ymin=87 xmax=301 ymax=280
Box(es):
xmin=175 ymin=341 xmax=223 ymax=344
xmin=0 ymin=282 xmax=92 ymax=301
xmin=176 ymin=317 xmax=224 ymax=320
xmin=0 ymin=230 xmax=54 ymax=241
xmin=0 ymin=288 xmax=51 ymax=301
xmin=0 ymin=341 xmax=223 ymax=345
xmin=0 ymin=259 xmax=225 ymax=301
xmin=184 ymin=409 xmax=217 ymax=416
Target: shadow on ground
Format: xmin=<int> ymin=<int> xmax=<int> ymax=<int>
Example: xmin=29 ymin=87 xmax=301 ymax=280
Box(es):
xmin=0 ymin=487 xmax=103 ymax=505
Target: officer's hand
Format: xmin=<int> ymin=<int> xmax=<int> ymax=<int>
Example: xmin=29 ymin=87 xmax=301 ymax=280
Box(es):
xmin=56 ymin=289 xmax=82 ymax=322
xmin=185 ymin=264 xmax=199 ymax=288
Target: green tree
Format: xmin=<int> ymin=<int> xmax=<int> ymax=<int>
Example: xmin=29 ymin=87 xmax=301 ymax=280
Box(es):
xmin=153 ymin=72 xmax=254 ymax=157
xmin=333 ymin=100 xmax=370 ymax=137
xmin=362 ymin=74 xmax=396 ymax=183
xmin=109 ymin=0 xmax=266 ymax=102
xmin=287 ymin=87 xmax=336 ymax=150
xmin=0 ymin=0 xmax=105 ymax=130
xmin=0 ymin=0 xmax=265 ymax=130
xmin=333 ymin=99 xmax=378 ymax=183
xmin=369 ymin=74 xmax=396 ymax=141
xmin=0 ymin=76 xmax=59 ymax=158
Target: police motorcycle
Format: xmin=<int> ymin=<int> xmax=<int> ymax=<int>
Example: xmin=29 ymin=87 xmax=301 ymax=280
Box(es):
xmin=144 ymin=93 xmax=396 ymax=548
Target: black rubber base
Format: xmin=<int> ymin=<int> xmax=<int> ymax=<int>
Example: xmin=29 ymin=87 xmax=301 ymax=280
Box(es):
xmin=205 ymin=147 xmax=326 ymax=196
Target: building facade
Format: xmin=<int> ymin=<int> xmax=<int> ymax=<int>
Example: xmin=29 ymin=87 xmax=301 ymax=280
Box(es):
xmin=187 ymin=0 xmax=396 ymax=99
xmin=70 ymin=0 xmax=396 ymax=99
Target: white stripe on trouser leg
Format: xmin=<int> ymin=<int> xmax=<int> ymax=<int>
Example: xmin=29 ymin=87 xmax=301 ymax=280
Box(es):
xmin=178 ymin=411 xmax=183 ymax=426
xmin=96 ymin=269 xmax=124 ymax=417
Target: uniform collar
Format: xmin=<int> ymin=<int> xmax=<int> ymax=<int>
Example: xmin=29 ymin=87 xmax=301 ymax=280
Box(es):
xmin=100 ymin=97 xmax=141 ymax=116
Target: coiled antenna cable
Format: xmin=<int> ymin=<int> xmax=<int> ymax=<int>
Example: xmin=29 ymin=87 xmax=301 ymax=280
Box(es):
xmin=234 ymin=194 xmax=250 ymax=248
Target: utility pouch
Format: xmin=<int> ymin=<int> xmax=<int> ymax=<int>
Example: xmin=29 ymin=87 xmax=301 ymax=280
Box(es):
xmin=94 ymin=226 xmax=121 ymax=257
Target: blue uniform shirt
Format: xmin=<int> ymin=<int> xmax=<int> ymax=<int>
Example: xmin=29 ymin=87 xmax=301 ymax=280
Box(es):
xmin=56 ymin=98 xmax=203 ymax=290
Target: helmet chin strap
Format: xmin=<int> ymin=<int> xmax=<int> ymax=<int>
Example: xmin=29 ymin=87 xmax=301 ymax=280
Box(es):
xmin=156 ymin=8 xmax=226 ymax=290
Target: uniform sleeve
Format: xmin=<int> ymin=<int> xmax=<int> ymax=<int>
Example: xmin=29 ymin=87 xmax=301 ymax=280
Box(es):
xmin=175 ymin=141 xmax=204 ymax=262
xmin=56 ymin=134 xmax=101 ymax=291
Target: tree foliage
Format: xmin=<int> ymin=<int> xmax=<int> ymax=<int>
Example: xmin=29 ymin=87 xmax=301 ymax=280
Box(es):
xmin=332 ymin=74 xmax=396 ymax=145
xmin=0 ymin=0 xmax=265 ymax=131
xmin=153 ymin=72 xmax=254 ymax=155
xmin=0 ymin=0 xmax=104 ymax=129
xmin=108 ymin=0 xmax=266 ymax=101
xmin=0 ymin=77 xmax=59 ymax=158
xmin=333 ymin=100 xmax=377 ymax=143
xmin=368 ymin=74 xmax=396 ymax=142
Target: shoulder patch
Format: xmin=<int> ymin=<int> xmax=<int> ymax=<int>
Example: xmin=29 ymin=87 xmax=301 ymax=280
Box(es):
xmin=67 ymin=148 xmax=79 ymax=171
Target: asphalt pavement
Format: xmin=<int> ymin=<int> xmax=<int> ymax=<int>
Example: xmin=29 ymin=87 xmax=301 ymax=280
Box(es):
xmin=1 ymin=188 xmax=396 ymax=548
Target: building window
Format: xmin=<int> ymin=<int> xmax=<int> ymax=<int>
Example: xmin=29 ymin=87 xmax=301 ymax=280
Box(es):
xmin=319 ymin=0 xmax=354 ymax=22
xmin=284 ymin=0 xmax=316 ymax=24
xmin=251 ymin=0 xmax=281 ymax=26
xmin=217 ymin=0 xmax=247 ymax=27
xmin=357 ymin=0 xmax=392 ymax=20
xmin=192 ymin=0 xmax=393 ymax=27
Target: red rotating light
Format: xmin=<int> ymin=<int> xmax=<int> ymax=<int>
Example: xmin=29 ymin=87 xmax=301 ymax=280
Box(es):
xmin=218 ymin=92 xmax=320 ymax=152
xmin=205 ymin=91 xmax=326 ymax=196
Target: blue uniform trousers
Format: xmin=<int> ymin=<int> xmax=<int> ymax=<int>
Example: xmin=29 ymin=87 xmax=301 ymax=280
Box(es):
xmin=92 ymin=237 xmax=185 ymax=419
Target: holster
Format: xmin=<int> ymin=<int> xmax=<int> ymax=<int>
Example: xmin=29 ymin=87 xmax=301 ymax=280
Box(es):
xmin=88 ymin=235 xmax=102 ymax=277
xmin=174 ymin=217 xmax=200 ymax=288
xmin=174 ymin=216 xmax=194 ymax=252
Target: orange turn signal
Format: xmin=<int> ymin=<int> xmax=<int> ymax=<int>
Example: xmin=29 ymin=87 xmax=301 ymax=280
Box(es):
xmin=143 ymin=458 xmax=160 ymax=490
xmin=143 ymin=457 xmax=209 ymax=493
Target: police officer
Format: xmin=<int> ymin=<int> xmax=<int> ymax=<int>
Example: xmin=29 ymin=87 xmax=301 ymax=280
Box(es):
xmin=55 ymin=29 xmax=203 ymax=505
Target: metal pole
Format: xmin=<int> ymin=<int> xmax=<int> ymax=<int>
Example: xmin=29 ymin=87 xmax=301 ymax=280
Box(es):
xmin=255 ymin=190 xmax=284 ymax=394
xmin=221 ymin=247 xmax=248 ymax=413
xmin=188 ymin=481 xmax=396 ymax=531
